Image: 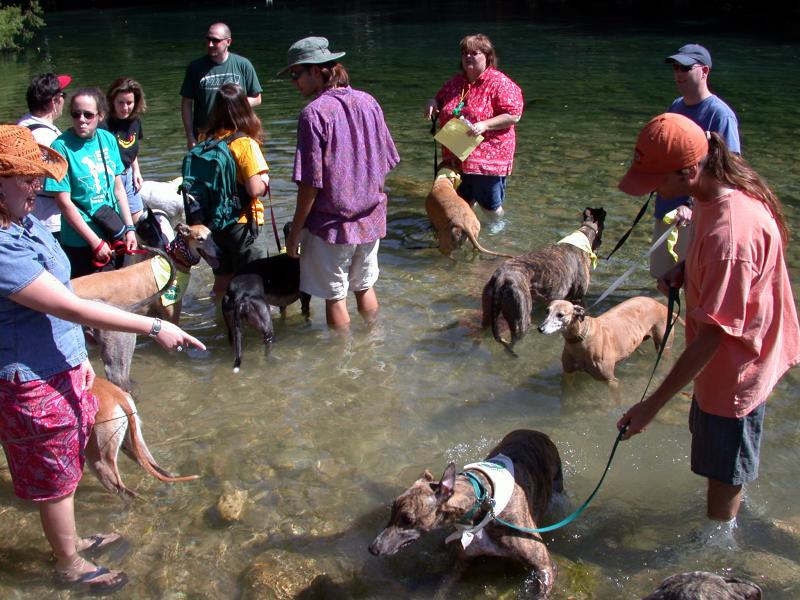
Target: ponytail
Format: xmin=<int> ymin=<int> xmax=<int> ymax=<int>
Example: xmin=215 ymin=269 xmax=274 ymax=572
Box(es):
xmin=318 ymin=61 xmax=350 ymax=89
xmin=703 ymin=132 xmax=789 ymax=244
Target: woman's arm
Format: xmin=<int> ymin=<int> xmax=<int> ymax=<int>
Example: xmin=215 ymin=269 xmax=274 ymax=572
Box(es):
xmin=10 ymin=270 xmax=205 ymax=352
xmin=131 ymin=156 xmax=143 ymax=192
xmin=244 ymin=172 xmax=268 ymax=198
xmin=113 ymin=175 xmax=138 ymax=250
xmin=469 ymin=113 xmax=521 ymax=136
xmin=617 ymin=321 xmax=723 ymax=439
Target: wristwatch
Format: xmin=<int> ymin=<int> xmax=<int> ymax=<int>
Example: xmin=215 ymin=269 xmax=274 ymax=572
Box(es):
xmin=148 ymin=318 xmax=162 ymax=337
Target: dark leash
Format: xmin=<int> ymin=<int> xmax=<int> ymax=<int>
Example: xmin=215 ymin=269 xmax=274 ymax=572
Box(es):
xmin=0 ymin=411 xmax=136 ymax=445
xmin=603 ymin=192 xmax=654 ymax=261
xmin=430 ymin=114 xmax=438 ymax=178
xmin=266 ymin=187 xmax=282 ymax=253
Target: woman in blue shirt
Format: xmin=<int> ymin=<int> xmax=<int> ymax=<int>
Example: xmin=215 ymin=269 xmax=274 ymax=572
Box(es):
xmin=0 ymin=125 xmax=204 ymax=593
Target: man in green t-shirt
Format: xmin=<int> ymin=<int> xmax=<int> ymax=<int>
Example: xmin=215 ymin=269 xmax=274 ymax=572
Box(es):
xmin=180 ymin=22 xmax=262 ymax=149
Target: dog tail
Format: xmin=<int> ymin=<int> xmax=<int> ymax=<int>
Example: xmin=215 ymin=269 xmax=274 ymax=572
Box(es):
xmin=464 ymin=229 xmax=514 ymax=259
xmin=120 ymin=394 xmax=201 ymax=484
xmin=126 ymin=246 xmax=178 ymax=313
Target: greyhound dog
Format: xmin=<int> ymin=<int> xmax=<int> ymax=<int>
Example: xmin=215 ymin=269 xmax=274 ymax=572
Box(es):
xmin=642 ymin=571 xmax=762 ymax=599
xmin=71 ymin=221 xmax=220 ymax=389
xmin=425 ymin=173 xmax=513 ymax=258
xmin=481 ymin=207 xmax=606 ymax=354
xmin=222 ymin=224 xmax=311 ymax=372
xmin=86 ymin=377 xmax=199 ymax=501
xmin=538 ymin=297 xmax=674 ymax=385
xmin=370 ymin=430 xmax=563 ymax=598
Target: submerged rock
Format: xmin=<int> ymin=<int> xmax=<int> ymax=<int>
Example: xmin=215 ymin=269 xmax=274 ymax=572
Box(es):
xmin=216 ymin=482 xmax=248 ymax=522
xmin=240 ymin=550 xmax=322 ymax=600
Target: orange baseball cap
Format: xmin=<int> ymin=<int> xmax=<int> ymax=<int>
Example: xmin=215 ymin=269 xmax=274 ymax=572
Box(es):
xmin=618 ymin=113 xmax=709 ymax=196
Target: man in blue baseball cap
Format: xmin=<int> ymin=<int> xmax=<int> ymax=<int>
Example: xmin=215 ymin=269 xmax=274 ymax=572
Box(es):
xmin=648 ymin=43 xmax=740 ymax=280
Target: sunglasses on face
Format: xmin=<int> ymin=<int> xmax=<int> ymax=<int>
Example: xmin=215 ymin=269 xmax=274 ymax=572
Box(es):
xmin=289 ymin=68 xmax=305 ymax=81
xmin=207 ymin=36 xmax=228 ymax=44
xmin=672 ymin=63 xmax=702 ymax=72
xmin=70 ymin=110 xmax=97 ymax=120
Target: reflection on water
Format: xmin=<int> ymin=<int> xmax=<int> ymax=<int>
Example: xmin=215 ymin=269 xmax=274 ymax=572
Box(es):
xmin=1 ymin=5 xmax=799 ymax=598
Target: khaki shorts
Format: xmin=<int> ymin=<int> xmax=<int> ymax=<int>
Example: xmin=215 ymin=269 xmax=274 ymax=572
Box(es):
xmin=649 ymin=217 xmax=693 ymax=279
xmin=299 ymin=229 xmax=379 ymax=301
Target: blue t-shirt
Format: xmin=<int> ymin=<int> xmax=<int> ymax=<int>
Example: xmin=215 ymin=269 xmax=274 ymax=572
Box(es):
xmin=0 ymin=216 xmax=86 ymax=382
xmin=654 ymin=94 xmax=741 ymax=218
xmin=44 ymin=128 xmax=124 ymax=247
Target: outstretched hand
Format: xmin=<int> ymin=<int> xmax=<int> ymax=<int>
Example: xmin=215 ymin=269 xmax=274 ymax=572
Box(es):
xmin=153 ymin=320 xmax=206 ymax=353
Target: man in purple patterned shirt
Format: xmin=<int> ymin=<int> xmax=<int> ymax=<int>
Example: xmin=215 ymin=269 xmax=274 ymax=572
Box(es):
xmin=280 ymin=37 xmax=400 ymax=331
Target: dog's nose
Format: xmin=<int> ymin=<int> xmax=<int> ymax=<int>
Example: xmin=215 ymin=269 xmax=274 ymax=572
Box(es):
xmin=537 ymin=325 xmax=546 ymax=333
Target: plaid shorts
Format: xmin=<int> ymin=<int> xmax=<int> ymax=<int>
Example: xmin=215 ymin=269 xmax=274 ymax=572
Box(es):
xmin=689 ymin=397 xmax=765 ymax=486
xmin=0 ymin=362 xmax=98 ymax=501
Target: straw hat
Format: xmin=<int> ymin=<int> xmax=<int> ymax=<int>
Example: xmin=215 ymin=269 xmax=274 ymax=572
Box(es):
xmin=0 ymin=124 xmax=67 ymax=181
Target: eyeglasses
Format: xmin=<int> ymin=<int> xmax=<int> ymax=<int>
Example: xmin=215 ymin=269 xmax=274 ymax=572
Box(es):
xmin=672 ymin=63 xmax=703 ymax=73
xmin=207 ymin=36 xmax=228 ymax=44
xmin=70 ymin=110 xmax=97 ymax=120
xmin=288 ymin=68 xmax=305 ymax=81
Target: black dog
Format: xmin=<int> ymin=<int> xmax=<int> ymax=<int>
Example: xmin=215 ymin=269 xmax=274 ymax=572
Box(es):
xmin=222 ymin=225 xmax=311 ymax=372
xmin=481 ymin=207 xmax=606 ymax=354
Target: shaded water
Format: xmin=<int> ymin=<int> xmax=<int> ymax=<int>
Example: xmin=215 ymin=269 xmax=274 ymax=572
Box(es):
xmin=1 ymin=5 xmax=799 ymax=598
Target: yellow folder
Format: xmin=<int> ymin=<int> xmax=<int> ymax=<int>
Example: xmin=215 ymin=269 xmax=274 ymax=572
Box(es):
xmin=434 ymin=118 xmax=484 ymax=162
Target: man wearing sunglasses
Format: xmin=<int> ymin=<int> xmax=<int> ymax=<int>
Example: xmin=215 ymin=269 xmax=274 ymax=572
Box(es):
xmin=649 ymin=43 xmax=740 ymax=280
xmin=180 ymin=22 xmax=262 ymax=150
xmin=16 ymin=73 xmax=72 ymax=240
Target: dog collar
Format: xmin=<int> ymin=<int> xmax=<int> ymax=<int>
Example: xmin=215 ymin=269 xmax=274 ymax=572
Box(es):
xmin=445 ymin=454 xmax=515 ymax=549
xmin=167 ymin=236 xmax=200 ymax=268
xmin=566 ymin=318 xmax=591 ymax=343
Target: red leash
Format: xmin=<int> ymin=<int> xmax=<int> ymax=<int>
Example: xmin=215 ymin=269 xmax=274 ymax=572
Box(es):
xmin=91 ymin=240 xmax=149 ymax=268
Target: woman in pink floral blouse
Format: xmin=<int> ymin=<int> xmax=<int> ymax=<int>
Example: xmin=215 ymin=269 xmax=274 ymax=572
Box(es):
xmin=425 ymin=33 xmax=524 ymax=232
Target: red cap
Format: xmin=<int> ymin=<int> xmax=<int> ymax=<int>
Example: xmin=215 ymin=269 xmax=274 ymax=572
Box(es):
xmin=618 ymin=113 xmax=709 ymax=196
xmin=56 ymin=74 xmax=72 ymax=91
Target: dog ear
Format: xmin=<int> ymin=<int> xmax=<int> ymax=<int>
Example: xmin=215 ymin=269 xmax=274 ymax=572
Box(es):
xmin=422 ymin=469 xmax=435 ymax=482
xmin=573 ymin=305 xmax=586 ymax=320
xmin=433 ymin=462 xmax=456 ymax=502
xmin=583 ymin=207 xmax=592 ymax=221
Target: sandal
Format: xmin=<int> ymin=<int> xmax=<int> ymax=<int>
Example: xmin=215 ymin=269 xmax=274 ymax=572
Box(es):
xmin=56 ymin=558 xmax=128 ymax=595
xmin=78 ymin=533 xmax=126 ymax=557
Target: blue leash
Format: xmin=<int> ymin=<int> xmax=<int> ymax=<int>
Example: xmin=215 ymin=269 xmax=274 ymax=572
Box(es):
xmin=460 ymin=287 xmax=680 ymax=536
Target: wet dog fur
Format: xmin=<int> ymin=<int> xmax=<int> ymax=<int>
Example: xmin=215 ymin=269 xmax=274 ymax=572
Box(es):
xmin=642 ymin=571 xmax=762 ymax=600
xmin=538 ymin=296 xmax=674 ymax=385
xmin=481 ymin=207 xmax=606 ymax=354
xmin=425 ymin=176 xmax=513 ymax=258
xmin=222 ymin=224 xmax=311 ymax=372
xmin=86 ymin=377 xmax=199 ymax=502
xmin=369 ymin=429 xmax=563 ymax=598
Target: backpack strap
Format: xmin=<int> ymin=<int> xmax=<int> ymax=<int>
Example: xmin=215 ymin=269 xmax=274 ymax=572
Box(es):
xmin=24 ymin=123 xmax=50 ymax=132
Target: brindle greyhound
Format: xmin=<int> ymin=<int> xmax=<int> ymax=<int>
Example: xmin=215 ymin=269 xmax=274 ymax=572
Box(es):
xmin=370 ymin=430 xmax=563 ymax=598
xmin=71 ymin=222 xmax=220 ymax=389
xmin=425 ymin=175 xmax=513 ymax=258
xmin=86 ymin=377 xmax=199 ymax=501
xmin=481 ymin=207 xmax=606 ymax=354
xmin=643 ymin=571 xmax=762 ymax=600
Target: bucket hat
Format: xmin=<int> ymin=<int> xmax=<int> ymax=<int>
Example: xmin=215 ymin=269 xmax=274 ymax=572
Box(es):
xmin=665 ymin=44 xmax=712 ymax=68
xmin=618 ymin=113 xmax=708 ymax=196
xmin=278 ymin=36 xmax=346 ymax=75
xmin=0 ymin=125 xmax=68 ymax=181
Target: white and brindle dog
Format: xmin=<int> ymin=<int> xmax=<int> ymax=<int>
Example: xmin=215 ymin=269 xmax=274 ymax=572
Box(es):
xmin=71 ymin=218 xmax=220 ymax=389
xmin=87 ymin=377 xmax=199 ymax=501
xmin=538 ymin=296 xmax=674 ymax=386
xmin=370 ymin=430 xmax=563 ymax=598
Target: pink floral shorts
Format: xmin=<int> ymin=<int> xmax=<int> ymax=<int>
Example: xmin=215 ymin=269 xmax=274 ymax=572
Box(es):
xmin=0 ymin=362 xmax=98 ymax=501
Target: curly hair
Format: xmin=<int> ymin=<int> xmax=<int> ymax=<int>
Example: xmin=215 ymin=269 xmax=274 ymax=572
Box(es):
xmin=106 ymin=77 xmax=147 ymax=119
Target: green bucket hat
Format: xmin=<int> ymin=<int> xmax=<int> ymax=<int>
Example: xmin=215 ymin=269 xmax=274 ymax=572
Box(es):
xmin=278 ymin=36 xmax=346 ymax=75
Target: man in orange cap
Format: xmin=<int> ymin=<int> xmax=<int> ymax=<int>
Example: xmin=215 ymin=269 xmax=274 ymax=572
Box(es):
xmin=617 ymin=113 xmax=799 ymax=539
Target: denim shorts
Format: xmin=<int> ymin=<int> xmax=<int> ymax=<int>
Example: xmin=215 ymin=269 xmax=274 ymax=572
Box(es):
xmin=458 ymin=174 xmax=506 ymax=211
xmin=121 ymin=166 xmax=143 ymax=214
xmin=689 ymin=398 xmax=765 ymax=485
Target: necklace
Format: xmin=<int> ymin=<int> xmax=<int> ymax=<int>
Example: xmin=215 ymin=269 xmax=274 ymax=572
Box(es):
xmin=452 ymin=84 xmax=470 ymax=117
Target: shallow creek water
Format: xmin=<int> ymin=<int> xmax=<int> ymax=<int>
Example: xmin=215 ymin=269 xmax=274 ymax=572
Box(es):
xmin=1 ymin=5 xmax=799 ymax=598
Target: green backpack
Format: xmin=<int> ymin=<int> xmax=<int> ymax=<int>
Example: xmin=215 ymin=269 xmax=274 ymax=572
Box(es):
xmin=180 ymin=133 xmax=246 ymax=232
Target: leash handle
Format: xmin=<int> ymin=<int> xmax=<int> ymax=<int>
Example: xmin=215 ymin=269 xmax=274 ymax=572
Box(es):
xmin=603 ymin=192 xmax=653 ymax=261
